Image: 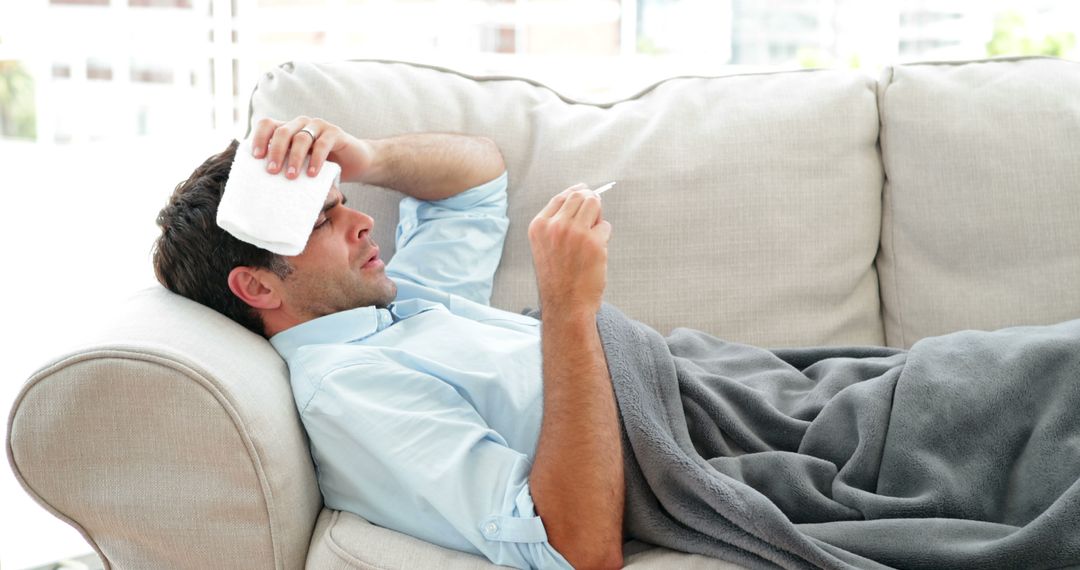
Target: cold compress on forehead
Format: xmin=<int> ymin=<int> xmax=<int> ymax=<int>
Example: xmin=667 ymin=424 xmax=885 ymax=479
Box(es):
xmin=217 ymin=137 xmax=342 ymax=256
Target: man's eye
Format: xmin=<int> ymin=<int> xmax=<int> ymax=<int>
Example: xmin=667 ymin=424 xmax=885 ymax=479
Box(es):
xmin=315 ymin=218 xmax=329 ymax=230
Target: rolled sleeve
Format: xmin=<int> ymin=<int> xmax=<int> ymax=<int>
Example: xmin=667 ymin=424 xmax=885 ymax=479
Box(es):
xmin=387 ymin=170 xmax=509 ymax=305
xmin=479 ymin=485 xmax=548 ymax=543
xmin=303 ymin=361 xmax=571 ymax=570
xmin=479 ymin=484 xmax=575 ymax=569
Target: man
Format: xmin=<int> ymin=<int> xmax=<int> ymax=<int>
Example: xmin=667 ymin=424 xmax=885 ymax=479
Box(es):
xmin=156 ymin=116 xmax=1080 ymax=570
xmin=154 ymin=116 xmax=623 ymax=569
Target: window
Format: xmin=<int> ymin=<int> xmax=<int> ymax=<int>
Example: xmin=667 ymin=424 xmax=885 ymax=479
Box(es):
xmin=87 ymin=58 xmax=112 ymax=80
xmin=131 ymin=60 xmax=175 ymax=84
xmin=481 ymin=25 xmax=517 ymax=54
xmin=52 ymin=62 xmax=72 ymax=78
xmin=129 ymin=0 xmax=193 ymax=7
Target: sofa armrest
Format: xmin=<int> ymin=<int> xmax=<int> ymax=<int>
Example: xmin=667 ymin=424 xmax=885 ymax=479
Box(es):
xmin=7 ymin=286 xmax=321 ymax=570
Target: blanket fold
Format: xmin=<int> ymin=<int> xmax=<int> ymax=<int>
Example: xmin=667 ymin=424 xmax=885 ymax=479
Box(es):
xmin=586 ymin=302 xmax=1080 ymax=569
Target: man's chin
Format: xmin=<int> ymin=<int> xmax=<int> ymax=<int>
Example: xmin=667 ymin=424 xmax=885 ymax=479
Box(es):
xmin=376 ymin=279 xmax=398 ymax=308
xmin=363 ymin=278 xmax=398 ymax=310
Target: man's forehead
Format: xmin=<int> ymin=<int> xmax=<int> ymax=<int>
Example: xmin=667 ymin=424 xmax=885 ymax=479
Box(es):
xmin=324 ymin=185 xmax=342 ymax=206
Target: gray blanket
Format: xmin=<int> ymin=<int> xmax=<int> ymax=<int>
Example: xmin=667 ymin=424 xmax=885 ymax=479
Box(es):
xmin=586 ymin=303 xmax=1080 ymax=569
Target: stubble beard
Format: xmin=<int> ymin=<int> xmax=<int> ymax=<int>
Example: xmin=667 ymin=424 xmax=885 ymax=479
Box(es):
xmin=292 ymin=269 xmax=398 ymax=320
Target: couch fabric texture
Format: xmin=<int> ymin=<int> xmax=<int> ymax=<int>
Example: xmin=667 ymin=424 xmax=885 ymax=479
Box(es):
xmin=7 ymin=55 xmax=1079 ymax=570
xmin=875 ymin=59 xmax=1080 ymax=346
xmin=251 ymin=59 xmax=888 ymax=349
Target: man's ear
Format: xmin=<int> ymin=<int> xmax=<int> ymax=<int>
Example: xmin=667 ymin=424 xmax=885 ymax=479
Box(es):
xmin=227 ymin=266 xmax=282 ymax=310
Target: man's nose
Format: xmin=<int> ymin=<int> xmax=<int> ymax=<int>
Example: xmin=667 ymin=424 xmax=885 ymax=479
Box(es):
xmin=347 ymin=209 xmax=375 ymax=241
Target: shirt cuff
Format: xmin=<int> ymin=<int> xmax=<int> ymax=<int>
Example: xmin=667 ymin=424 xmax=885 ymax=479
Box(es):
xmin=426 ymin=170 xmax=508 ymax=211
xmin=478 ymin=483 xmax=549 ymax=544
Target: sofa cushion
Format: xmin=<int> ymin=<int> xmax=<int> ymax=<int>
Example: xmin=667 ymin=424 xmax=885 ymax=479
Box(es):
xmin=250 ymin=59 xmax=886 ymax=347
xmin=876 ymin=56 xmax=1080 ymax=347
xmin=307 ymin=508 xmax=747 ymax=569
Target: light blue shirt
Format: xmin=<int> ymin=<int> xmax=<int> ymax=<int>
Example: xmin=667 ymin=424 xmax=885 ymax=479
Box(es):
xmin=270 ymin=171 xmax=572 ymax=569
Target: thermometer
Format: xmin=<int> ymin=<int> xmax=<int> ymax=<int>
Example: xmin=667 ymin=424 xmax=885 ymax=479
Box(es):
xmin=593 ymin=181 xmax=616 ymax=195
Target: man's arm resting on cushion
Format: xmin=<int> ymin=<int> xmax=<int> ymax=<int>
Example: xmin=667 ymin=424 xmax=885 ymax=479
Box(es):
xmin=347 ymin=132 xmax=505 ymax=201
xmin=252 ymin=116 xmax=504 ymax=200
xmin=527 ymin=184 xmax=624 ymax=568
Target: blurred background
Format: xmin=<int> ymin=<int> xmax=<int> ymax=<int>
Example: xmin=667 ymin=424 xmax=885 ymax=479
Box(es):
xmin=0 ymin=0 xmax=1077 ymax=567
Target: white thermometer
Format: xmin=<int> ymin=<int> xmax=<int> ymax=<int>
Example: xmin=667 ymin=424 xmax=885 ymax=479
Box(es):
xmin=593 ymin=181 xmax=617 ymax=195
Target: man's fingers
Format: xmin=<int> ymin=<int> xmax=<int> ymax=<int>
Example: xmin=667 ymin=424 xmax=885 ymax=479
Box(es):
xmin=537 ymin=183 xmax=588 ymax=218
xmin=250 ymin=117 xmax=284 ymax=158
xmin=306 ymin=143 xmax=325 ymax=177
xmin=286 ymin=126 xmax=319 ymax=179
xmin=557 ymin=187 xmax=607 ymax=223
xmin=306 ymin=133 xmax=332 ymax=177
xmin=597 ymin=220 xmax=612 ymax=243
xmin=306 ymin=124 xmax=347 ymax=176
xmin=556 ymin=190 xmax=589 ymax=220
xmin=574 ymin=193 xmax=603 ymax=228
xmin=264 ymin=116 xmax=311 ymax=174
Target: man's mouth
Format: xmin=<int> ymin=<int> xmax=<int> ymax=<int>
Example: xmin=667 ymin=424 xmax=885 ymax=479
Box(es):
xmin=362 ymin=247 xmax=382 ymax=269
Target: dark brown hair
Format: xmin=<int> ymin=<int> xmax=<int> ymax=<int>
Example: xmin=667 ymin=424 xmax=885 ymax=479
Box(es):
xmin=152 ymin=139 xmax=292 ymax=337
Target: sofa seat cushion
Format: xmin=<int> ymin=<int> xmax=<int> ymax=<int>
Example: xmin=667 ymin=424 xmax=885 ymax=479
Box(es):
xmin=252 ymin=59 xmax=886 ymax=348
xmin=306 ymin=508 xmax=748 ymax=569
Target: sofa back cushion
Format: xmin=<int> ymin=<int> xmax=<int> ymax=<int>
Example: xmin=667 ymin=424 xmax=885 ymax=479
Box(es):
xmin=251 ymin=60 xmax=886 ymax=347
xmin=876 ymin=56 xmax=1080 ymax=348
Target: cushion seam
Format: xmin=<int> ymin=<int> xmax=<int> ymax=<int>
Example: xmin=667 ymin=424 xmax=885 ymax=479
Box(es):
xmin=324 ymin=510 xmax=393 ymax=570
xmin=265 ymin=56 xmax=840 ymax=111
xmin=878 ymin=64 xmax=906 ymax=348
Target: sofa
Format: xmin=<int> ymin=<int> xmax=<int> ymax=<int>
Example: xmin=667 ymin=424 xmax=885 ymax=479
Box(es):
xmin=7 ymin=55 xmax=1080 ymax=569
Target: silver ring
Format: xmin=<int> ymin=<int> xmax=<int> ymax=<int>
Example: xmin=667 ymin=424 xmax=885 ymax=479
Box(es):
xmin=298 ymin=127 xmax=316 ymax=140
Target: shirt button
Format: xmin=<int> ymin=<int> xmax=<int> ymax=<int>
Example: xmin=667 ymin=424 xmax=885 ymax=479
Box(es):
xmin=483 ymin=522 xmax=499 ymax=535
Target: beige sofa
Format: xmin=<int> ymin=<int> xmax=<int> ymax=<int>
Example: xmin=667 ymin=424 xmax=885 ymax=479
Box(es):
xmin=8 ymin=55 xmax=1080 ymax=569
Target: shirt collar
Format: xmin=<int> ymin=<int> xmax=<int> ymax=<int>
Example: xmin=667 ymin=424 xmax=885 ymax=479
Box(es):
xmin=269 ymin=298 xmax=443 ymax=360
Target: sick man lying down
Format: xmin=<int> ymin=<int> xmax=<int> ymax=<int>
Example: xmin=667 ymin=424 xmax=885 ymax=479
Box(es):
xmin=152 ymin=116 xmax=1080 ymax=570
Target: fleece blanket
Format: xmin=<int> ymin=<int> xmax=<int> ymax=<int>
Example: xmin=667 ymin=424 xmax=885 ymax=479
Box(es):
xmin=587 ymin=303 xmax=1080 ymax=569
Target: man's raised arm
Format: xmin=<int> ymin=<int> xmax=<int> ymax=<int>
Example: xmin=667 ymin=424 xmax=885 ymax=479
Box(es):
xmin=527 ymin=183 xmax=625 ymax=568
xmin=250 ymin=116 xmax=505 ymax=200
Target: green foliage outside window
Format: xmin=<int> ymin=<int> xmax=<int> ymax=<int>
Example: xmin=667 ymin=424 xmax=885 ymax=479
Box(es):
xmin=0 ymin=60 xmax=37 ymax=140
xmin=797 ymin=47 xmax=860 ymax=70
xmin=986 ymin=11 xmax=1077 ymax=58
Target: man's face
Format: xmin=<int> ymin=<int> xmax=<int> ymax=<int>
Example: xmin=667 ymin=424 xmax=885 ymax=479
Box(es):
xmin=274 ymin=186 xmax=397 ymax=322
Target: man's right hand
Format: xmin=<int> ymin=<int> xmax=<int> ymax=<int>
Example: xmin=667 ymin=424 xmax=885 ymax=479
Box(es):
xmin=528 ymin=183 xmax=624 ymax=568
xmin=528 ymin=183 xmax=613 ymax=317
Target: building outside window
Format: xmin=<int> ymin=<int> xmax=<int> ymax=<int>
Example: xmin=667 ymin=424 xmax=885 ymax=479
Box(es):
xmin=3 ymin=0 xmax=1076 ymax=144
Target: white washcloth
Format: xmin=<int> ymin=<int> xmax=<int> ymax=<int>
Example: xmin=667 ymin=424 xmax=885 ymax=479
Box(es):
xmin=217 ymin=137 xmax=342 ymax=256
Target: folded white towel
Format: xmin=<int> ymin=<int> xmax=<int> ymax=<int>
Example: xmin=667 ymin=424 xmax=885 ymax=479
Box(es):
xmin=217 ymin=137 xmax=342 ymax=256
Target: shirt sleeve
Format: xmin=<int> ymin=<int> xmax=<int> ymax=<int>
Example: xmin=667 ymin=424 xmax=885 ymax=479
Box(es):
xmin=301 ymin=360 xmax=572 ymax=570
xmin=385 ymin=171 xmax=509 ymax=306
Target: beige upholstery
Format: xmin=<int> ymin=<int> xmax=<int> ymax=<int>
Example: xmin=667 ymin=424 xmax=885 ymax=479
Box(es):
xmin=7 ymin=56 xmax=1079 ymax=569
xmin=875 ymin=56 xmax=1080 ymax=347
xmin=307 ymin=509 xmax=745 ymax=570
xmin=306 ymin=509 xmax=506 ymax=569
xmin=7 ymin=287 xmax=320 ymax=569
xmin=251 ymin=60 xmax=887 ymax=348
